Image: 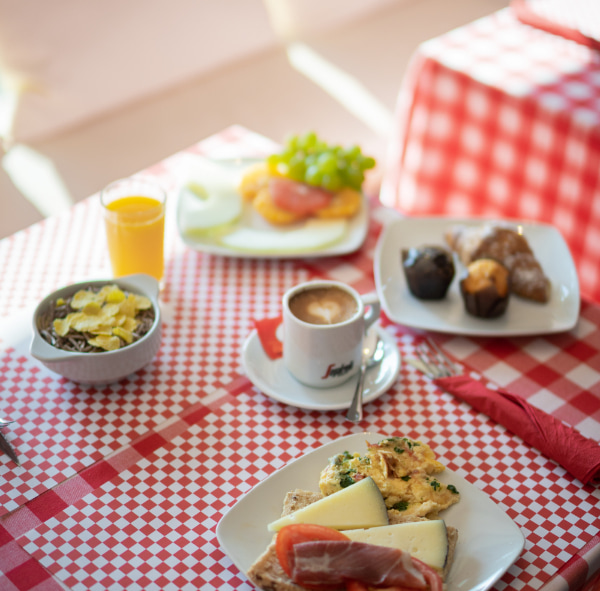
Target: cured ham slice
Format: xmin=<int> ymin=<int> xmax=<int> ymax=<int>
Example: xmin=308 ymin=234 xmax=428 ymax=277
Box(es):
xmin=291 ymin=540 xmax=427 ymax=588
xmin=270 ymin=177 xmax=333 ymax=216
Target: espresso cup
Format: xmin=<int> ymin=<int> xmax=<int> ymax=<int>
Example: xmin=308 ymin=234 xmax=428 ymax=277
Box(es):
xmin=282 ymin=280 xmax=380 ymax=389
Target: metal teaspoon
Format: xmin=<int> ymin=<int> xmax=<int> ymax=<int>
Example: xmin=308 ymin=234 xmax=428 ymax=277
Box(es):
xmin=346 ymin=332 xmax=385 ymax=423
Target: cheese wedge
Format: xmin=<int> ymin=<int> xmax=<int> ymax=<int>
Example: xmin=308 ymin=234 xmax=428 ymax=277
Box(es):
xmin=267 ymin=477 xmax=388 ymax=532
xmin=342 ymin=520 xmax=449 ymax=570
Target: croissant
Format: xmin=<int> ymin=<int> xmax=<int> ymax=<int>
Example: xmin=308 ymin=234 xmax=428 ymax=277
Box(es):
xmin=445 ymin=223 xmax=551 ymax=303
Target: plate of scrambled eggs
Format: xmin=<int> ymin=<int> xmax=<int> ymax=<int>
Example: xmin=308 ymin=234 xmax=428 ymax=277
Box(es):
xmin=217 ymin=432 xmax=525 ymax=591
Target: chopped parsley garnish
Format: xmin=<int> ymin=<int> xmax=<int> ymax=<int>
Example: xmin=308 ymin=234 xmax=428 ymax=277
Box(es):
xmin=430 ymin=480 xmax=441 ymax=491
xmin=447 ymin=484 xmax=459 ymax=495
xmin=392 ymin=501 xmax=409 ymax=511
xmin=331 ymin=451 xmax=354 ymax=466
xmin=339 ymin=474 xmax=355 ymax=488
xmin=400 ymin=475 xmax=411 ymax=481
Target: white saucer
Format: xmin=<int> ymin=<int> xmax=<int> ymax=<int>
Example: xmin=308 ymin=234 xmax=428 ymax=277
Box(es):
xmin=241 ymin=324 xmax=401 ymax=410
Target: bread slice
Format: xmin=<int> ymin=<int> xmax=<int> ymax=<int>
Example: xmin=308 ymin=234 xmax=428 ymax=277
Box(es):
xmin=247 ymin=490 xmax=458 ymax=591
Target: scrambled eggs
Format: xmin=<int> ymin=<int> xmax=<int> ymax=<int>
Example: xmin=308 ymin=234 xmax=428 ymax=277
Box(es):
xmin=319 ymin=437 xmax=460 ymax=519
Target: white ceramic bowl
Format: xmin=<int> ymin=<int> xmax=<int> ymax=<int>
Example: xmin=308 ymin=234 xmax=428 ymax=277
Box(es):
xmin=30 ymin=273 xmax=161 ymax=384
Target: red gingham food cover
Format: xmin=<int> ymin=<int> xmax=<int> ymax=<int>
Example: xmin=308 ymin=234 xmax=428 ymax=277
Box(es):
xmin=380 ymin=5 xmax=600 ymax=304
xmin=0 ymin=126 xmax=598 ymax=591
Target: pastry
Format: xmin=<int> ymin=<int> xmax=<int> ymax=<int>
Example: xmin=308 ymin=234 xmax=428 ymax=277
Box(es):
xmin=401 ymin=246 xmax=455 ymax=300
xmin=445 ymin=223 xmax=550 ymax=303
xmin=460 ymin=258 xmax=510 ymax=318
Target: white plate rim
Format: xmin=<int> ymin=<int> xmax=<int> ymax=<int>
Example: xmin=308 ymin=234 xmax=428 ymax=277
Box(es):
xmin=374 ymin=215 xmax=580 ymax=336
xmin=241 ymin=324 xmax=401 ymax=410
xmin=175 ymin=157 xmax=369 ymax=259
xmin=216 ymin=431 xmax=525 ymax=591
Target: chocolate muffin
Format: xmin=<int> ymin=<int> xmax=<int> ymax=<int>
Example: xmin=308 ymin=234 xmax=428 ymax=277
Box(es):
xmin=401 ymin=246 xmax=455 ymax=300
xmin=460 ymin=258 xmax=510 ymax=318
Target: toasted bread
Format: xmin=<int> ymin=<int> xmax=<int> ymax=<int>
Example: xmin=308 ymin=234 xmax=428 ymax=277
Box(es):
xmin=247 ymin=489 xmax=458 ymax=591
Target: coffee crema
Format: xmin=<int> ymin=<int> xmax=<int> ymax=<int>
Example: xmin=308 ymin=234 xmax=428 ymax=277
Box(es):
xmin=289 ymin=287 xmax=358 ymax=325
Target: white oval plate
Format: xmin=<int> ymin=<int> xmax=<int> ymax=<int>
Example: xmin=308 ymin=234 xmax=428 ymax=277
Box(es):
xmin=175 ymin=157 xmax=369 ymax=259
xmin=374 ymin=215 xmax=580 ymax=336
xmin=241 ymin=324 xmax=400 ymax=410
xmin=217 ymin=432 xmax=525 ymax=591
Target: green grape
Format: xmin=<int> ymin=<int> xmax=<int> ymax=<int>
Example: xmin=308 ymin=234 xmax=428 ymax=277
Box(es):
xmin=287 ymin=155 xmax=306 ymax=181
xmin=362 ymin=156 xmax=376 ymax=170
xmin=317 ymin=152 xmax=337 ymax=174
xmin=285 ymin=134 xmax=299 ymax=151
xmin=304 ymin=153 xmax=318 ymax=168
xmin=343 ymin=168 xmax=364 ymax=190
xmin=271 ymin=132 xmax=376 ymax=192
xmin=305 ymin=164 xmax=324 ymax=186
xmin=299 ymin=131 xmax=317 ymax=150
xmin=344 ymin=146 xmax=361 ymax=160
xmin=322 ymin=172 xmax=342 ymax=192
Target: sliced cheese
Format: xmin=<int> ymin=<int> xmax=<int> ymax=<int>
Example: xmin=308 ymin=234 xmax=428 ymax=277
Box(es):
xmin=267 ymin=477 xmax=388 ymax=532
xmin=342 ymin=520 xmax=448 ymax=571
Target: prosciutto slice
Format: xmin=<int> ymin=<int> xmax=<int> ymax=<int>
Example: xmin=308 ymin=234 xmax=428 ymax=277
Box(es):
xmin=291 ymin=540 xmax=427 ymax=588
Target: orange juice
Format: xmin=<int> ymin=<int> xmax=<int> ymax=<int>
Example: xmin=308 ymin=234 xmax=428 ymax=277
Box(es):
xmin=102 ymin=188 xmax=166 ymax=281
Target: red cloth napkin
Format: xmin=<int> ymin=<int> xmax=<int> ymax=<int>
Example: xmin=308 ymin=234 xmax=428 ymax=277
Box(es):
xmin=434 ymin=374 xmax=600 ymax=485
xmin=253 ymin=316 xmax=283 ymax=360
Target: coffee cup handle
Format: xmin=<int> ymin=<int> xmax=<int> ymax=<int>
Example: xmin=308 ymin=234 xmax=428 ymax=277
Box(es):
xmin=361 ymin=292 xmax=380 ymax=332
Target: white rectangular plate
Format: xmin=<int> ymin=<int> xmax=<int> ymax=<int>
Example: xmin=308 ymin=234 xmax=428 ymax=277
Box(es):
xmin=216 ymin=432 xmax=525 ymax=591
xmin=374 ymin=216 xmax=580 ymax=336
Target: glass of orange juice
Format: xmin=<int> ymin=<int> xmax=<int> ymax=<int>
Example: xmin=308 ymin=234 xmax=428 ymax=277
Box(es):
xmin=101 ymin=177 xmax=166 ymax=282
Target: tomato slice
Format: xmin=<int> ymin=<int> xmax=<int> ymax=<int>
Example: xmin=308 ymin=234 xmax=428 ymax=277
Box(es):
xmin=270 ymin=177 xmax=333 ymax=215
xmin=275 ymin=524 xmax=349 ymax=589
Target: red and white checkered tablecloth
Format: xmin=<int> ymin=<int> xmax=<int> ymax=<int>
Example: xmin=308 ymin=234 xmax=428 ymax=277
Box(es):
xmin=0 ymin=126 xmax=599 ymax=591
xmin=380 ymin=4 xmax=600 ymax=305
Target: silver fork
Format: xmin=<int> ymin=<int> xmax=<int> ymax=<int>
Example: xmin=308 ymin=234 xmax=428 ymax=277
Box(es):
xmin=0 ymin=418 xmax=15 ymax=428
xmin=415 ymin=339 xmax=460 ymax=378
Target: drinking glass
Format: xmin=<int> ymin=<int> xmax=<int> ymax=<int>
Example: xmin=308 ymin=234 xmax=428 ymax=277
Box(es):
xmin=101 ymin=177 xmax=166 ymax=281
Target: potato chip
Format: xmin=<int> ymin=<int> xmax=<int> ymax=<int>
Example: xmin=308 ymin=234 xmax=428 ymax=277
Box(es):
xmin=89 ymin=325 xmax=114 ymax=336
xmin=122 ymin=317 xmax=139 ymax=332
xmin=71 ymin=289 xmax=101 ymax=309
xmin=132 ymin=295 xmax=152 ymax=310
xmin=82 ymin=301 xmax=102 ymax=315
xmin=113 ymin=326 xmax=134 ymax=344
xmin=105 ymin=286 xmax=126 ymax=304
xmin=70 ymin=313 xmax=105 ymax=332
xmin=53 ymin=317 xmax=71 ymax=337
xmin=118 ymin=296 xmax=134 ymax=318
xmin=100 ymin=303 xmax=121 ymax=319
xmin=88 ymin=335 xmax=121 ymax=351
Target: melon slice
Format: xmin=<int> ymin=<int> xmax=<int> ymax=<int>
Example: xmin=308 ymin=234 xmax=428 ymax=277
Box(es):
xmin=219 ymin=218 xmax=347 ymax=254
xmin=342 ymin=520 xmax=449 ymax=570
xmin=267 ymin=477 xmax=388 ymax=532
